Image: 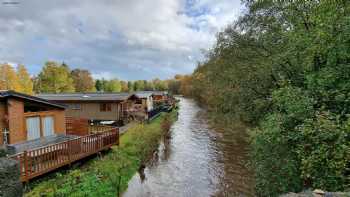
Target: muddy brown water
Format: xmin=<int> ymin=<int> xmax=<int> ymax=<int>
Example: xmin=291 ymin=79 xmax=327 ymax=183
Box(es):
xmin=122 ymin=98 xmax=254 ymax=197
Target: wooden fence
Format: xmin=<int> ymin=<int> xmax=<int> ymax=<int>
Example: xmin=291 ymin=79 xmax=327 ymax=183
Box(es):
xmin=8 ymin=128 xmax=119 ymax=182
xmin=66 ymin=117 xmax=89 ymax=136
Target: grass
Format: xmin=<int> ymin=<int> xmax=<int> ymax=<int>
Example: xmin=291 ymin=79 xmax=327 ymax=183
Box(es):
xmin=25 ymin=110 xmax=178 ymax=197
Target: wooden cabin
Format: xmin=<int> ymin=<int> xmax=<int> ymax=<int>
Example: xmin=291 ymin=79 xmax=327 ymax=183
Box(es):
xmin=134 ymin=92 xmax=154 ymax=119
xmin=37 ymin=93 xmax=138 ymax=126
xmin=0 ymin=90 xmax=66 ymax=145
xmin=152 ymin=91 xmax=169 ymax=104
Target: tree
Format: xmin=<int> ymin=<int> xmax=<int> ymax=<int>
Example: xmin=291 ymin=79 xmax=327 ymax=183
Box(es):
xmin=133 ymin=80 xmax=145 ymax=91
xmin=127 ymin=81 xmax=134 ymax=92
xmin=167 ymin=79 xmax=181 ymax=94
xmin=16 ymin=64 xmax=33 ymax=94
xmin=153 ymin=78 xmax=167 ymax=91
xmin=0 ymin=63 xmax=21 ymax=91
xmin=120 ymin=81 xmax=128 ymax=92
xmin=95 ymin=79 xmax=103 ymax=91
xmin=71 ymin=69 xmax=95 ymax=92
xmin=144 ymin=80 xmax=155 ymax=91
xmin=37 ymin=61 xmax=75 ymax=93
xmin=105 ymin=79 xmax=121 ymax=92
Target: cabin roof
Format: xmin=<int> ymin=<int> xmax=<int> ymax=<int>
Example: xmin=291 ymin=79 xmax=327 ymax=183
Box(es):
xmin=37 ymin=92 xmax=137 ymax=102
xmin=135 ymin=91 xmax=154 ymax=98
xmin=151 ymin=91 xmax=168 ymax=96
xmin=0 ymin=90 xmax=66 ymax=109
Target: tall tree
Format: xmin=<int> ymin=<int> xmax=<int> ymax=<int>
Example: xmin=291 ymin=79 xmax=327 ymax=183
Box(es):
xmin=71 ymin=69 xmax=95 ymax=92
xmin=95 ymin=79 xmax=103 ymax=91
xmin=16 ymin=64 xmax=33 ymax=94
xmin=0 ymin=63 xmax=20 ymax=91
xmin=37 ymin=61 xmax=75 ymax=93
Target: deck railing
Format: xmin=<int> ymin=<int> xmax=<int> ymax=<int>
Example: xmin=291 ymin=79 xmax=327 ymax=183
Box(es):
xmin=8 ymin=128 xmax=119 ymax=182
xmin=88 ymin=125 xmax=115 ymax=134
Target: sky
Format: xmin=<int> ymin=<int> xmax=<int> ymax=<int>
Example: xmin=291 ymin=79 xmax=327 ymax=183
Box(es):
xmin=0 ymin=0 xmax=243 ymax=80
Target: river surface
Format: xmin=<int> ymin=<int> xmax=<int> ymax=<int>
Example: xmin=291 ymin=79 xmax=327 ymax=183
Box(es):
xmin=122 ymin=98 xmax=254 ymax=197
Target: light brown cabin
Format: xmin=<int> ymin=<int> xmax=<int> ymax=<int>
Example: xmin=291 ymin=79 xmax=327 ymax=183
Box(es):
xmin=37 ymin=93 xmax=138 ymax=125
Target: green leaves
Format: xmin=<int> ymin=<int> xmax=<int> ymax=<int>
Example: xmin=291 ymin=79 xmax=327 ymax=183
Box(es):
xmin=297 ymin=113 xmax=350 ymax=190
xmin=190 ymin=0 xmax=350 ymax=195
xmin=36 ymin=61 xmax=75 ymax=93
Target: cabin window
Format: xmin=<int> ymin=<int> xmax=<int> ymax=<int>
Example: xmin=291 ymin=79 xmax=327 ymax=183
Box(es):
xmin=135 ymin=99 xmax=142 ymax=104
xmin=71 ymin=104 xmax=81 ymax=110
xmin=100 ymin=103 xmax=112 ymax=112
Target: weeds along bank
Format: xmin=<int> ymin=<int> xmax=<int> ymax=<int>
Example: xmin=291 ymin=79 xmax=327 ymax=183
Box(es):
xmin=25 ymin=111 xmax=178 ymax=197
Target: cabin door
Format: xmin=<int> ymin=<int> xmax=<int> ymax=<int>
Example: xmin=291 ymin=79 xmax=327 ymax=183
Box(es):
xmin=42 ymin=116 xmax=55 ymax=137
xmin=26 ymin=117 xmax=41 ymax=140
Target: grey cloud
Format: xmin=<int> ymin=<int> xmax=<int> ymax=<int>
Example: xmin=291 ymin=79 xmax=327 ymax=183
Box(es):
xmin=0 ymin=0 xmax=242 ymax=80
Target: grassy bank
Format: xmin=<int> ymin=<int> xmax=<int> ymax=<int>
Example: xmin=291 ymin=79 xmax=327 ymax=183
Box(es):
xmin=25 ymin=110 xmax=178 ymax=197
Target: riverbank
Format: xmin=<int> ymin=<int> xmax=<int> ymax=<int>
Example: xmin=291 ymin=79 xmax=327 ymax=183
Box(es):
xmin=25 ymin=110 xmax=178 ymax=197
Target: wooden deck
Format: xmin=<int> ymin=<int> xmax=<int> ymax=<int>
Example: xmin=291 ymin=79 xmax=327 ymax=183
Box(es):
xmin=8 ymin=128 xmax=119 ymax=182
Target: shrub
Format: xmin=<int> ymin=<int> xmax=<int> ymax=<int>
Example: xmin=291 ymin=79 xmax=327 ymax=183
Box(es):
xmin=296 ymin=113 xmax=350 ymax=190
xmin=250 ymin=114 xmax=303 ymax=197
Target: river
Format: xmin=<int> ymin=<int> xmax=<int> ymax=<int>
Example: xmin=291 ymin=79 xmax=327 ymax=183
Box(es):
xmin=122 ymin=97 xmax=254 ymax=197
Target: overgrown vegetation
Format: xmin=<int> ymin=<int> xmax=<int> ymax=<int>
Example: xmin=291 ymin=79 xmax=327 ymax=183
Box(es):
xmin=25 ymin=111 xmax=177 ymax=197
xmin=186 ymin=0 xmax=350 ymax=196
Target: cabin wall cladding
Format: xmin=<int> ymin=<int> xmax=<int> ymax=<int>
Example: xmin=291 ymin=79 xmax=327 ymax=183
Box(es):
xmin=7 ymin=98 xmax=25 ymax=144
xmin=54 ymin=110 xmax=66 ymax=134
xmin=0 ymin=102 xmax=6 ymax=145
xmin=0 ymin=157 xmax=23 ymax=197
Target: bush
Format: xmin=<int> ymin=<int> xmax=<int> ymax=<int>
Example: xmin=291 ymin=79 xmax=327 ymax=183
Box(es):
xmin=251 ymin=85 xmax=350 ymax=196
xmin=250 ymin=114 xmax=303 ymax=197
xmin=296 ymin=113 xmax=350 ymax=190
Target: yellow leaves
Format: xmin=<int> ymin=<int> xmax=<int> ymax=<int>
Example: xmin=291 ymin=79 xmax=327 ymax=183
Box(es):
xmin=0 ymin=63 xmax=33 ymax=94
xmin=17 ymin=64 xmax=33 ymax=95
xmin=0 ymin=63 xmax=20 ymax=91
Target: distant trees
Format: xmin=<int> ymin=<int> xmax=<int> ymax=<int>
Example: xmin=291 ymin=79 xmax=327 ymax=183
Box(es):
xmin=133 ymin=80 xmax=145 ymax=91
xmin=105 ymin=79 xmax=122 ymax=92
xmin=2 ymin=60 xmax=178 ymax=94
xmin=120 ymin=81 xmax=128 ymax=92
xmin=127 ymin=81 xmax=134 ymax=92
xmin=165 ymin=74 xmax=192 ymax=96
xmin=71 ymin=69 xmax=95 ymax=92
xmin=152 ymin=78 xmax=167 ymax=91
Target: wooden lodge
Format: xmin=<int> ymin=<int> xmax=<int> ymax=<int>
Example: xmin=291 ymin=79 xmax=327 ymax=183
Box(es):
xmin=152 ymin=91 xmax=169 ymax=103
xmin=133 ymin=91 xmax=154 ymax=120
xmin=0 ymin=90 xmax=66 ymax=146
xmin=0 ymin=91 xmax=119 ymax=182
xmin=37 ymin=93 xmax=139 ymax=126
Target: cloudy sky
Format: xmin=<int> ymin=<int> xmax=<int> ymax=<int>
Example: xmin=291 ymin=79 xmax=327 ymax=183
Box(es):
xmin=0 ymin=0 xmax=242 ymax=80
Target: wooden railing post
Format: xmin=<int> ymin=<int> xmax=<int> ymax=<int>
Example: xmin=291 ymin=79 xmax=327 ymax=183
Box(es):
xmin=116 ymin=128 xmax=119 ymax=145
xmin=67 ymin=141 xmax=71 ymax=165
xmin=23 ymin=151 xmax=29 ymax=183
